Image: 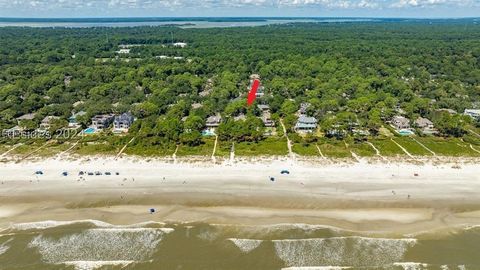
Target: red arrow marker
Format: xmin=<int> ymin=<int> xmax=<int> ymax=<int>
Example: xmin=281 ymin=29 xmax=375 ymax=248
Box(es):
xmin=247 ymin=79 xmax=260 ymax=106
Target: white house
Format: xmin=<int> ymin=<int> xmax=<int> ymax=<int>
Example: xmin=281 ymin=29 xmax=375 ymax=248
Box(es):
xmin=295 ymin=115 xmax=318 ymax=133
xmin=464 ymin=109 xmax=480 ymax=120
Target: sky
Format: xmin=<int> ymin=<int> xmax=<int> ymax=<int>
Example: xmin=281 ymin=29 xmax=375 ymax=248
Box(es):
xmin=0 ymin=0 xmax=479 ymax=18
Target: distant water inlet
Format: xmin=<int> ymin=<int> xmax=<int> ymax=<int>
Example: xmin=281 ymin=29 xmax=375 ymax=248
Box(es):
xmin=1 ymin=221 xmax=480 ymax=269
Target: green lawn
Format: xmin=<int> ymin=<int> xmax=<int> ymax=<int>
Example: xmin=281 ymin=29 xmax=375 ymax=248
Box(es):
xmin=370 ymin=138 xmax=405 ymax=156
xmin=317 ymin=139 xmax=351 ymax=158
xmin=292 ymin=143 xmax=320 ymax=156
xmin=393 ymin=137 xmax=433 ymax=156
xmin=235 ymin=137 xmax=288 ymax=156
xmin=176 ymin=139 xmax=215 ymax=156
xmin=415 ymin=137 xmax=480 ymax=157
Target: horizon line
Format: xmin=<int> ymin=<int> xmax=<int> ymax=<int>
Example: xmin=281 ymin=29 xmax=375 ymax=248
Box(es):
xmin=0 ymin=16 xmax=479 ymax=20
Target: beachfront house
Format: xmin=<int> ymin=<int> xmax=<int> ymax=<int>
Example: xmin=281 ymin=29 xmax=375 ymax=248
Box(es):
xmin=206 ymin=115 xmax=222 ymax=128
xmin=91 ymin=114 xmax=115 ymax=130
xmin=16 ymin=113 xmax=37 ymax=128
xmin=203 ymin=114 xmax=222 ymax=136
xmin=295 ymin=115 xmax=318 ymax=133
xmin=464 ymin=109 xmax=480 ymax=120
xmin=391 ymin=116 xmax=410 ymax=130
xmin=39 ymin=116 xmax=60 ymax=131
xmin=113 ymin=112 xmax=135 ymax=133
xmin=68 ymin=111 xmax=86 ymax=129
xmin=414 ymin=117 xmax=437 ymax=135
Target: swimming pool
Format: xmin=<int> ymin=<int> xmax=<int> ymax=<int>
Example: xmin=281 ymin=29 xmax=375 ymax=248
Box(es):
xmin=83 ymin=127 xmax=96 ymax=134
xmin=202 ymin=129 xmax=216 ymax=136
xmin=398 ymin=129 xmax=414 ymax=136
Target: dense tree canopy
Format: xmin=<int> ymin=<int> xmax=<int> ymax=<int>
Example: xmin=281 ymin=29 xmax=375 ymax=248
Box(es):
xmin=0 ymin=21 xmax=479 ymax=141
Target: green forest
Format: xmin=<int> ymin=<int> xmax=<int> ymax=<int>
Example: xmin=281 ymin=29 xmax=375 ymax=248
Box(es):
xmin=1 ymin=21 xmax=480 ymax=158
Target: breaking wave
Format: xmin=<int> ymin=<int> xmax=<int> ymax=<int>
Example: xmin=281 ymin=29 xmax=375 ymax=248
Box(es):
xmin=273 ymin=237 xmax=417 ymax=268
xmin=28 ymin=228 xmax=172 ymax=264
xmin=228 ymin=238 xmax=263 ymax=253
xmin=63 ymin=260 xmax=134 ymax=270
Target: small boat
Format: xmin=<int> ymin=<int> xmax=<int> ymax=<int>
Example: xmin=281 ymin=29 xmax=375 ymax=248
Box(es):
xmin=115 ymin=172 xmax=120 ymax=175
xmin=281 ymin=170 xmax=290 ymax=175
xmin=62 ymin=172 xmax=68 ymax=176
xmin=105 ymin=172 xmax=111 ymax=176
xmin=270 ymin=177 xmax=275 ymax=182
xmin=87 ymin=172 xmax=94 ymax=176
xmin=95 ymin=171 xmax=102 ymax=176
xmin=35 ymin=171 xmax=43 ymax=175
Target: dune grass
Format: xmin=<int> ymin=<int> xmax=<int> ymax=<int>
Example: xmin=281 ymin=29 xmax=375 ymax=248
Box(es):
xmin=317 ymin=139 xmax=351 ymax=158
xmin=292 ymin=143 xmax=320 ymax=156
xmin=370 ymin=138 xmax=405 ymax=156
xmin=235 ymin=137 xmax=288 ymax=156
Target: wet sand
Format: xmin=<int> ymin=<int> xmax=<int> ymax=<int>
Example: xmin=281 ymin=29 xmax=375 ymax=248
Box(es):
xmin=1 ymin=156 xmax=479 ymax=236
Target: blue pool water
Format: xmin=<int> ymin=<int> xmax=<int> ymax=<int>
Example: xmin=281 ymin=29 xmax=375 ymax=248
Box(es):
xmin=83 ymin=127 xmax=96 ymax=134
xmin=202 ymin=129 xmax=215 ymax=136
xmin=398 ymin=129 xmax=414 ymax=136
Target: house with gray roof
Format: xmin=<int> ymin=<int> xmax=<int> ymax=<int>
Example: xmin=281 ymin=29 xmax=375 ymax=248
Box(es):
xmin=113 ymin=112 xmax=135 ymax=133
xmin=39 ymin=116 xmax=60 ymax=131
xmin=206 ymin=114 xmax=222 ymax=128
xmin=391 ymin=116 xmax=410 ymax=130
xmin=91 ymin=114 xmax=115 ymax=130
xmin=295 ymin=115 xmax=318 ymax=133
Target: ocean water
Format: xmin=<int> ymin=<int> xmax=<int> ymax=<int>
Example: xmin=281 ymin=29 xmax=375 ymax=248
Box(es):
xmin=0 ymin=18 xmax=375 ymax=28
xmin=0 ymin=221 xmax=479 ymax=270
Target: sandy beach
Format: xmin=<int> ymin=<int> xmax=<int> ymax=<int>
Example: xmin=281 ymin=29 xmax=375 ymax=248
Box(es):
xmin=1 ymin=156 xmax=479 ymax=236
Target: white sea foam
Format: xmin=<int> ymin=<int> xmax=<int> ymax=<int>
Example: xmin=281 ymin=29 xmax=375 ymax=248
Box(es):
xmin=273 ymin=237 xmax=417 ymax=268
xmin=228 ymin=238 xmax=263 ymax=253
xmin=281 ymin=267 xmax=352 ymax=270
xmin=393 ymin=262 xmax=429 ymax=269
xmin=9 ymin=219 xmax=167 ymax=231
xmin=28 ymin=227 xmax=172 ymax=263
xmin=0 ymin=238 xmax=12 ymax=256
xmin=0 ymin=244 xmax=9 ymax=256
xmin=63 ymin=260 xmax=134 ymax=270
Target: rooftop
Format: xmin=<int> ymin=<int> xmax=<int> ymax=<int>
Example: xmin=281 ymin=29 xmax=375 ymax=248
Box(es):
xmin=17 ymin=113 xmax=36 ymax=120
xmin=297 ymin=115 xmax=317 ymax=124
